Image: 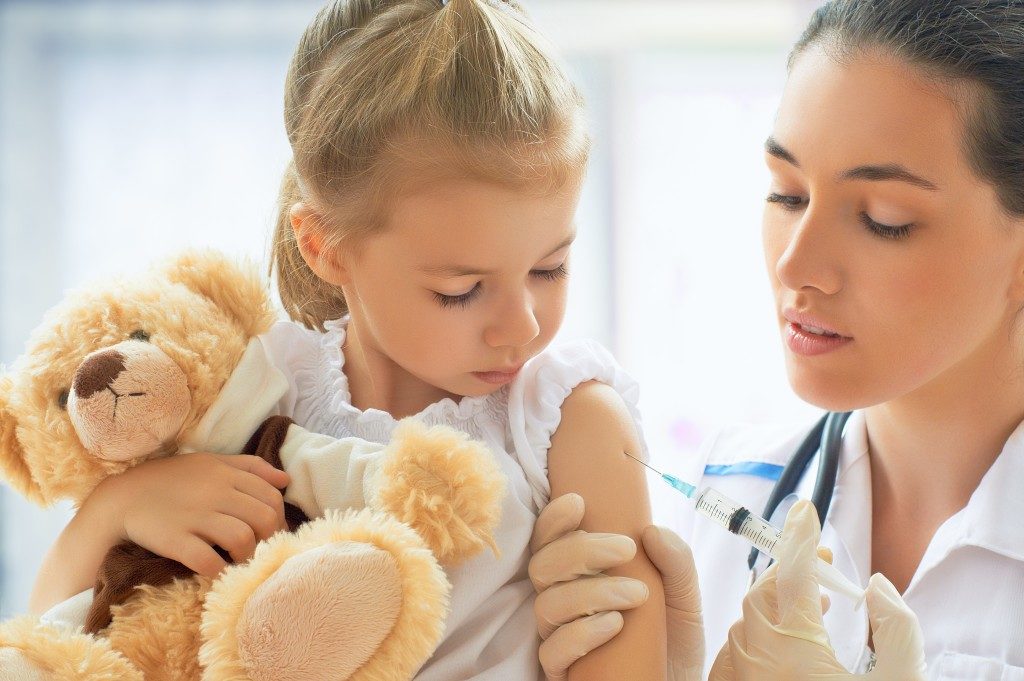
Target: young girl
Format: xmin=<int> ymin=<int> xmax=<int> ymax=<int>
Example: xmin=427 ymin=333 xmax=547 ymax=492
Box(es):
xmin=28 ymin=0 xmax=666 ymax=678
xmin=531 ymin=0 xmax=1024 ymax=677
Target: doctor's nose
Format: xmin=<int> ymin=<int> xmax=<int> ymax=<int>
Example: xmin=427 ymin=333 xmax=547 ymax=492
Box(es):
xmin=484 ymin=294 xmax=541 ymax=349
xmin=772 ymin=211 xmax=843 ymax=296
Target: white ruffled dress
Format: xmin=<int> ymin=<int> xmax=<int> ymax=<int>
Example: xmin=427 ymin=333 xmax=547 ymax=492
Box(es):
xmin=261 ymin=317 xmax=647 ymax=681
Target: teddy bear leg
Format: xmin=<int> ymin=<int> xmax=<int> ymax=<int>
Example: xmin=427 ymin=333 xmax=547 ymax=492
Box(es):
xmin=201 ymin=510 xmax=450 ymax=681
xmin=0 ymin=617 xmax=142 ymax=681
xmin=0 ymin=648 xmax=46 ymax=681
xmin=239 ymin=541 xmax=403 ymax=680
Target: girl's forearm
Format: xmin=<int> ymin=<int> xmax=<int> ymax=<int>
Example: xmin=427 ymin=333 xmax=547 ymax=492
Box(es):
xmin=28 ymin=495 xmax=122 ymax=615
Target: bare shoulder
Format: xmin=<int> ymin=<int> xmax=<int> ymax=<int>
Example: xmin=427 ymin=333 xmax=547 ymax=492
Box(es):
xmin=555 ymin=380 xmax=639 ymax=453
xmin=547 ymin=379 xmax=646 ymax=516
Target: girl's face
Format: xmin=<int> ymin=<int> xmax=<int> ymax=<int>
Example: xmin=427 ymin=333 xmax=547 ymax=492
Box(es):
xmin=340 ymin=178 xmax=580 ymax=398
xmin=763 ymin=45 xmax=1024 ymax=412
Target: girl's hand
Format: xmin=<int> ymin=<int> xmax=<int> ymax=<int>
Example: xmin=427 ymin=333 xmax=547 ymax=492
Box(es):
xmin=708 ymin=501 xmax=927 ymax=681
xmin=90 ymin=452 xmax=290 ymax=577
xmin=529 ymin=493 xmax=705 ymax=681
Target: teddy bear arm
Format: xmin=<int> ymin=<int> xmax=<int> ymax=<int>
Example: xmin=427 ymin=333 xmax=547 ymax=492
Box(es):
xmin=275 ymin=423 xmax=390 ymax=519
xmin=86 ymin=541 xmax=197 ymax=635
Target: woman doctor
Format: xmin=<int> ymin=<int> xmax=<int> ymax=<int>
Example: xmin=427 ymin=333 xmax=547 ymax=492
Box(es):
xmin=528 ymin=0 xmax=1024 ymax=678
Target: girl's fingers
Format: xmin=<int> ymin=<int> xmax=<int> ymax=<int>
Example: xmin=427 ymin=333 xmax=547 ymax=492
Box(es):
xmin=167 ymin=534 xmax=229 ymax=578
xmin=221 ymin=490 xmax=283 ymax=541
xmin=197 ymin=514 xmax=258 ymax=565
xmin=230 ymin=470 xmax=288 ymax=531
xmin=218 ymin=454 xmax=290 ymax=489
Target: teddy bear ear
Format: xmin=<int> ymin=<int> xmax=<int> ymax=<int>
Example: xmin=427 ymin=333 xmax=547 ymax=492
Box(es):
xmin=162 ymin=249 xmax=278 ymax=338
xmin=0 ymin=375 xmax=45 ymax=505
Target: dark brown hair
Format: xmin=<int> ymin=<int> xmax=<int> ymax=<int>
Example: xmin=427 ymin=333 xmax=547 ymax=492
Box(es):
xmin=791 ymin=0 xmax=1024 ymax=216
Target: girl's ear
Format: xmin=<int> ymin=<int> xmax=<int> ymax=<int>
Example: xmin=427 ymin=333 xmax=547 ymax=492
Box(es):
xmin=162 ymin=250 xmax=278 ymax=338
xmin=290 ymin=203 xmax=351 ymax=288
xmin=0 ymin=375 xmax=45 ymax=505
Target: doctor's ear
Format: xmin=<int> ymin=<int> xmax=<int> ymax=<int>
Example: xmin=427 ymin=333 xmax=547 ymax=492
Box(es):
xmin=290 ymin=203 xmax=351 ymax=288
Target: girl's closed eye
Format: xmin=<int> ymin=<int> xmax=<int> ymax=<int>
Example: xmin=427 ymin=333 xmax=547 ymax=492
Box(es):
xmin=531 ymin=263 xmax=569 ymax=281
xmin=433 ymin=283 xmax=482 ymax=309
xmin=432 ymin=264 xmax=568 ymax=310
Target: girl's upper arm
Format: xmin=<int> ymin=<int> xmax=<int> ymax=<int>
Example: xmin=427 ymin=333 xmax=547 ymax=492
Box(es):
xmin=546 ymin=380 xmax=667 ymax=681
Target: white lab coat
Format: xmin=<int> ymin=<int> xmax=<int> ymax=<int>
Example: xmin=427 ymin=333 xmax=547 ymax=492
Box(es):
xmin=679 ymin=411 xmax=1024 ymax=680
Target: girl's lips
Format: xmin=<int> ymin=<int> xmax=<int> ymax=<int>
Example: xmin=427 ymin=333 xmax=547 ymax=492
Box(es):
xmin=785 ymin=322 xmax=853 ymax=356
xmin=472 ymin=366 xmax=522 ymax=385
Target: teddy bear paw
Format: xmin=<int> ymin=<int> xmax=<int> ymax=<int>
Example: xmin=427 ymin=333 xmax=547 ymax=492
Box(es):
xmin=374 ymin=419 xmax=506 ymax=564
xmin=0 ymin=648 xmax=48 ymax=681
xmin=235 ymin=541 xmax=403 ymax=681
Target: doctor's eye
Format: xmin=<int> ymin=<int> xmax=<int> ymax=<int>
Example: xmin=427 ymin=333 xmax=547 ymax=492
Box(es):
xmin=766 ymin=192 xmax=808 ymax=210
xmin=129 ymin=330 xmax=151 ymax=342
xmin=58 ymin=390 xmax=69 ymax=410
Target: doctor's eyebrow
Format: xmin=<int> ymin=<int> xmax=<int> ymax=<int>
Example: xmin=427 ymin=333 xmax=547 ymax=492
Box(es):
xmin=764 ymin=136 xmax=939 ymax=191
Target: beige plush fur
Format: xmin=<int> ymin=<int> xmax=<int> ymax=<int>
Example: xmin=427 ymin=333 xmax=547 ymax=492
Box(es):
xmin=0 ymin=251 xmax=276 ymax=505
xmin=0 ymin=617 xmax=141 ymax=681
xmin=0 ymin=250 xmax=506 ymax=680
xmin=201 ymin=510 xmax=450 ymax=681
xmin=374 ymin=420 xmax=505 ymax=563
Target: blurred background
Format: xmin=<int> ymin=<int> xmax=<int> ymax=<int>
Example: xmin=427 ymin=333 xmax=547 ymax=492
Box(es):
xmin=0 ymin=0 xmax=821 ymax=616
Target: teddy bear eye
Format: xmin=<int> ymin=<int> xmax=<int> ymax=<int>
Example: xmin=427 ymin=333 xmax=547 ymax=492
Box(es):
xmin=129 ymin=330 xmax=151 ymax=342
xmin=58 ymin=390 xmax=69 ymax=410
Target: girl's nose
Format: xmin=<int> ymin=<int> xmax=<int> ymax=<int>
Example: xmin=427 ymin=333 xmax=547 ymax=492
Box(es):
xmin=484 ymin=293 xmax=541 ymax=349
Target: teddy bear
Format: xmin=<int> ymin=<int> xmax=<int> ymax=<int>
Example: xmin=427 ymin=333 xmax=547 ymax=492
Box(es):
xmin=0 ymin=250 xmax=505 ymax=681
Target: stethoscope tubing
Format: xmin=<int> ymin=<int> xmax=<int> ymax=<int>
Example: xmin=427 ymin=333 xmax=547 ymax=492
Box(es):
xmin=746 ymin=411 xmax=853 ymax=576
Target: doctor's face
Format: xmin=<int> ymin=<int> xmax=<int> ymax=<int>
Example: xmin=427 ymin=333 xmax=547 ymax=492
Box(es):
xmin=762 ymin=45 xmax=1024 ymax=411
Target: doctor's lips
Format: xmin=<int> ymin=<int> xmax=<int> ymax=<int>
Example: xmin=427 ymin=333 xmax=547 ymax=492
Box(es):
xmin=783 ymin=309 xmax=853 ymax=356
xmin=472 ymin=364 xmax=523 ymax=385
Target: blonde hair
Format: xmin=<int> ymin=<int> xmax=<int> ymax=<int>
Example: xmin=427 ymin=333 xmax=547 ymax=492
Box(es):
xmin=272 ymin=0 xmax=591 ymax=330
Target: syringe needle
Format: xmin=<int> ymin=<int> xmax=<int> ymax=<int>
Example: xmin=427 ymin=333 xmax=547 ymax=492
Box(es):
xmin=623 ymin=451 xmax=664 ymax=476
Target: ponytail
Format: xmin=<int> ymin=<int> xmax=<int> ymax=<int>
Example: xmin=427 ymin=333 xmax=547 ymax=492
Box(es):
xmin=271 ymin=0 xmax=588 ymax=330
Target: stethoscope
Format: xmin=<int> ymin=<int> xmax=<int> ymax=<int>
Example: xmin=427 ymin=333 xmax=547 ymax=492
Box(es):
xmin=746 ymin=410 xmax=853 ymax=584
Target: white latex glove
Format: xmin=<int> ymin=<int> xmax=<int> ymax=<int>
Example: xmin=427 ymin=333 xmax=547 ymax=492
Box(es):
xmin=529 ymin=493 xmax=704 ymax=681
xmin=709 ymin=500 xmax=927 ymax=681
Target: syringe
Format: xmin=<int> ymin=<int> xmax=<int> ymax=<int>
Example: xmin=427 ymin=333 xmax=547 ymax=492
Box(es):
xmin=626 ymin=453 xmax=865 ymax=604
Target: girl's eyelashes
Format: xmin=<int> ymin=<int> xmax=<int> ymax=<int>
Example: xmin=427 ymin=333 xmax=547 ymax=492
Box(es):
xmin=433 ymin=283 xmax=482 ymax=309
xmin=431 ymin=264 xmax=568 ymax=310
xmin=859 ymin=213 xmax=914 ymax=240
xmin=530 ymin=263 xmax=568 ymax=281
xmin=766 ymin=192 xmax=808 ymax=210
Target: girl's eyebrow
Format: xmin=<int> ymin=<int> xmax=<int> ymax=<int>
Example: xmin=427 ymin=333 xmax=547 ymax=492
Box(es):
xmin=421 ymin=234 xmax=576 ymax=277
xmin=765 ymin=136 xmax=939 ymax=191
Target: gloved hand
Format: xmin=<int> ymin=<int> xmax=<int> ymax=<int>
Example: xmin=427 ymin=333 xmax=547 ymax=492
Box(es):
xmin=708 ymin=500 xmax=927 ymax=681
xmin=528 ymin=493 xmax=705 ymax=681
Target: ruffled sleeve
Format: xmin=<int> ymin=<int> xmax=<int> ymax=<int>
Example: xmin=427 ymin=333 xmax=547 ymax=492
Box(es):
xmin=507 ymin=339 xmax=649 ymax=511
xmin=257 ymin=318 xmax=325 ymax=420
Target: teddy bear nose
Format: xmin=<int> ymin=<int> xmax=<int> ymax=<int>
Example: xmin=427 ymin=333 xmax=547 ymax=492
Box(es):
xmin=74 ymin=350 xmax=127 ymax=399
